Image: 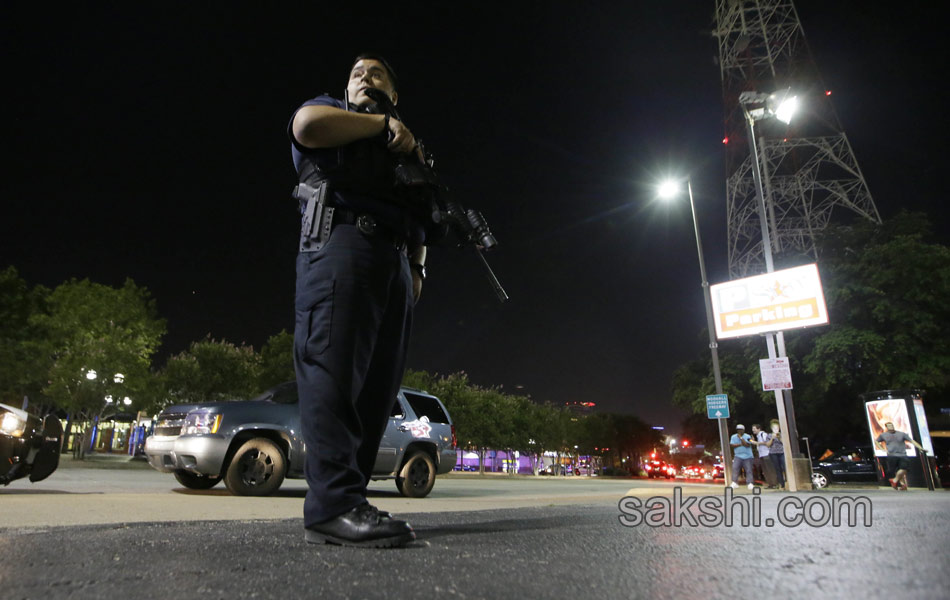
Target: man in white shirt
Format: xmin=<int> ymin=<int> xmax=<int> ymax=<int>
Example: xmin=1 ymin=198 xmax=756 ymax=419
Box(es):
xmin=751 ymin=424 xmax=777 ymax=489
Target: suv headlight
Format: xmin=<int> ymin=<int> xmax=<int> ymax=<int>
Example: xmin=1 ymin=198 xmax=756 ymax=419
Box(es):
xmin=1 ymin=412 xmax=27 ymax=437
xmin=181 ymin=410 xmax=222 ymax=435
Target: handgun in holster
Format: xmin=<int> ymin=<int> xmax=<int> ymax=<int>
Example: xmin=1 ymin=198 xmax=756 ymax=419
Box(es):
xmin=293 ymin=181 xmax=334 ymax=252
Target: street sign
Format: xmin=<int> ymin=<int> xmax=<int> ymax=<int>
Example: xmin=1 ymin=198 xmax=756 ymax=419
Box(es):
xmin=709 ymin=263 xmax=829 ymax=340
xmin=759 ymin=357 xmax=793 ymax=391
xmin=706 ymin=394 xmax=729 ymax=419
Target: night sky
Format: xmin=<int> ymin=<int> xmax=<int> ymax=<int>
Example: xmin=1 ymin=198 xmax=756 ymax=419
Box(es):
xmin=3 ymin=2 xmax=948 ymax=434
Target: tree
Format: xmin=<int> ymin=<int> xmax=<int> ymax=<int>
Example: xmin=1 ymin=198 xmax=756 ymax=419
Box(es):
xmin=403 ymin=370 xmax=484 ymax=452
xmin=532 ymin=403 xmax=574 ymax=475
xmin=257 ymin=330 xmax=295 ymax=390
xmin=30 ymin=278 xmax=166 ymax=457
xmin=799 ymin=212 xmax=950 ymax=395
xmin=162 ymin=337 xmax=261 ymax=406
xmin=670 ymin=336 xmax=772 ymax=424
xmin=575 ymin=412 xmax=614 ymax=475
xmin=680 ymin=413 xmax=721 ymax=454
xmin=611 ymin=413 xmax=663 ymax=472
xmin=0 ymin=266 xmax=50 ymax=409
xmin=788 ymin=212 xmax=950 ymax=442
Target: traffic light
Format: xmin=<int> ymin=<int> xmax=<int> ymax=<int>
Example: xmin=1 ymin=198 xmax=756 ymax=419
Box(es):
xmin=682 ymin=440 xmax=689 ymax=447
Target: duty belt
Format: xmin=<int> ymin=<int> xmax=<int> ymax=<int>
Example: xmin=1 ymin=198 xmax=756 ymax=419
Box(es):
xmin=294 ymin=182 xmax=407 ymax=253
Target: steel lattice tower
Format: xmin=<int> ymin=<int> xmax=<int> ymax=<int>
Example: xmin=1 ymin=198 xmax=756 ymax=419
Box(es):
xmin=714 ymin=0 xmax=881 ymax=277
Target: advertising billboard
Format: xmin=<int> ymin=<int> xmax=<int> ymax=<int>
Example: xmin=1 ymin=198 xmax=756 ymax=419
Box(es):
xmin=913 ymin=398 xmax=934 ymax=456
xmin=866 ymin=399 xmax=916 ymax=458
xmin=709 ymin=264 xmax=829 ymax=340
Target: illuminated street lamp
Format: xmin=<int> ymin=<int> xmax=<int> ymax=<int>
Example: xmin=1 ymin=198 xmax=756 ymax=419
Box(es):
xmin=85 ymin=369 xmax=98 ymax=381
xmin=658 ymin=176 xmax=732 ymax=482
xmin=739 ymin=88 xmax=802 ymax=491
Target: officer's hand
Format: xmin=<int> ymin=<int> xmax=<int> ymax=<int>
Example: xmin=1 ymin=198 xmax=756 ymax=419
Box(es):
xmin=387 ymin=118 xmax=417 ymax=154
xmin=411 ymin=270 xmax=423 ymax=303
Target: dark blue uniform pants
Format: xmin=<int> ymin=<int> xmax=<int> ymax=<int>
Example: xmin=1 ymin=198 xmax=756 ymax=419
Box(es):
xmin=294 ymin=224 xmax=413 ymax=526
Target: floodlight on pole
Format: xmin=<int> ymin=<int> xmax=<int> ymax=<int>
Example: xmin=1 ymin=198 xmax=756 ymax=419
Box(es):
xmin=655 ymin=175 xmax=733 ymax=482
xmin=772 ymin=94 xmax=799 ymax=124
xmin=738 ymin=88 xmax=799 ymax=125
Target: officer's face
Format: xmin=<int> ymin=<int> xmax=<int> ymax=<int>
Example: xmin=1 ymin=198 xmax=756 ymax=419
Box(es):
xmin=347 ymin=59 xmax=397 ymax=107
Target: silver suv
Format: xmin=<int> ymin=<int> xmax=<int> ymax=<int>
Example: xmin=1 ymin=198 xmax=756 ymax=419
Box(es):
xmin=144 ymin=383 xmax=456 ymax=498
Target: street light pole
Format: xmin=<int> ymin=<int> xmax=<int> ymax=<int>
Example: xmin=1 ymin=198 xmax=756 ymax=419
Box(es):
xmin=742 ymin=106 xmax=801 ymax=492
xmin=685 ymin=179 xmax=733 ymax=484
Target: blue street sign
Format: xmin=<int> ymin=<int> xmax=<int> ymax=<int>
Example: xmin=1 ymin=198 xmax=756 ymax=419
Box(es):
xmin=706 ymin=394 xmax=730 ymax=420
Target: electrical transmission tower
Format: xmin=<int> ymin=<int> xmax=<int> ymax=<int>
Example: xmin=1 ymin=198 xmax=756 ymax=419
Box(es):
xmin=714 ymin=0 xmax=881 ymax=277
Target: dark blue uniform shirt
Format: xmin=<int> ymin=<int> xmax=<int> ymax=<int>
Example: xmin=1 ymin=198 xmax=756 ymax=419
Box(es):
xmin=289 ymin=95 xmax=424 ymax=248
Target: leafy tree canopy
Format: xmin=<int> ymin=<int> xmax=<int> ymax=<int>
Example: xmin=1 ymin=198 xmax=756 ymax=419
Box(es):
xmin=162 ymin=337 xmax=260 ymax=406
xmin=30 ymin=277 xmax=166 ymax=418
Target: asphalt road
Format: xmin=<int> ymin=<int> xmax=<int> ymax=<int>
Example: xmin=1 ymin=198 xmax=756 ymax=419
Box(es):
xmin=1 ymin=463 xmax=948 ymax=599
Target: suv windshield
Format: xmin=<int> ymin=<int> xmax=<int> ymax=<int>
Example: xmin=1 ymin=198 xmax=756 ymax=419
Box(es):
xmin=403 ymin=391 xmax=449 ymax=423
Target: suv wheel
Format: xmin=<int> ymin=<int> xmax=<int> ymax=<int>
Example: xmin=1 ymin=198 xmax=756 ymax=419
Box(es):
xmin=811 ymin=471 xmax=829 ymax=489
xmin=224 ymin=438 xmax=286 ymax=496
xmin=174 ymin=470 xmax=221 ymax=490
xmin=396 ymin=450 xmax=436 ymax=498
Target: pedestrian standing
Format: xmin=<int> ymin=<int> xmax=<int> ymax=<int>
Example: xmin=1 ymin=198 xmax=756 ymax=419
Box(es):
xmin=763 ymin=419 xmax=786 ymax=489
xmin=729 ymin=424 xmax=756 ymax=490
xmin=751 ymin=424 xmax=777 ymax=488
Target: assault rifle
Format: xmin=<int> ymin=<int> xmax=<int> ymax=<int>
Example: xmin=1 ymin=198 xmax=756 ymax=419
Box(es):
xmin=362 ymin=87 xmax=508 ymax=302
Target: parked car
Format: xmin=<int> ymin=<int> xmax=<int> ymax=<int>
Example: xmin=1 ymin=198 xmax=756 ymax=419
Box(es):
xmin=0 ymin=403 xmax=62 ymax=486
xmin=811 ymin=446 xmax=879 ymax=489
xmin=144 ymin=383 xmax=456 ymax=498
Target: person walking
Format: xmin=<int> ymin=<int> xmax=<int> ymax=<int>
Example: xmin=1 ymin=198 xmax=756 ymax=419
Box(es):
xmin=875 ymin=422 xmax=925 ymax=491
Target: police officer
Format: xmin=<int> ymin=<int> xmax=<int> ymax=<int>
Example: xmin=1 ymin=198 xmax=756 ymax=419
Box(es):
xmin=289 ymin=54 xmax=426 ymax=548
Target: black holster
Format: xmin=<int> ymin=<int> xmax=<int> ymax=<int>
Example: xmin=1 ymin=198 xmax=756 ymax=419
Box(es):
xmin=294 ymin=181 xmax=334 ymax=252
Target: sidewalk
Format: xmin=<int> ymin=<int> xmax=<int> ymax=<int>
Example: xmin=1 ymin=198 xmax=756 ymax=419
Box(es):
xmin=56 ymin=452 xmax=150 ymax=470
